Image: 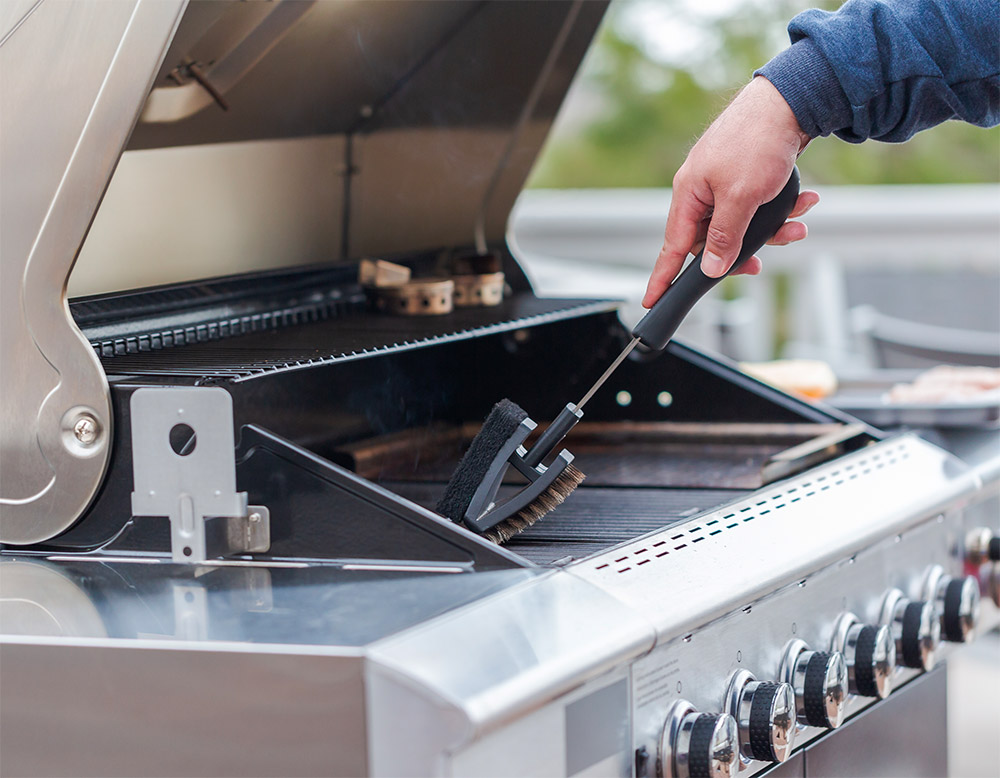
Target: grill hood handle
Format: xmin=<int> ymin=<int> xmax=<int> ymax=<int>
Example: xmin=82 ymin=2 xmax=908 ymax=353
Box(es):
xmin=631 ymin=166 xmax=801 ymax=351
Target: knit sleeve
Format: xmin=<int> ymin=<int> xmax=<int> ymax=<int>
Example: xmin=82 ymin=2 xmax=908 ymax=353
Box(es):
xmin=755 ymin=0 xmax=999 ymax=143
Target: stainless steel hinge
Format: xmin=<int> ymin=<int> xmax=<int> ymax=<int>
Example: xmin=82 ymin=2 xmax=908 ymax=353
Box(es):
xmin=130 ymin=387 xmax=269 ymax=563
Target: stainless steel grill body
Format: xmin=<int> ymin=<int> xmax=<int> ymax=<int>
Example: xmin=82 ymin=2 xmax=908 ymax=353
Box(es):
xmin=2 ymin=2 xmax=997 ymax=777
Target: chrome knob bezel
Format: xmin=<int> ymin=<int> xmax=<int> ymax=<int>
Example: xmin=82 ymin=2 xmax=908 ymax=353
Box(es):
xmin=659 ymin=700 xmax=739 ymax=778
xmin=724 ymin=670 xmax=797 ymax=764
xmin=965 ymin=527 xmax=997 ymax=566
xmin=923 ymin=566 xmax=981 ymax=643
xmin=832 ymin=612 xmax=895 ymax=699
xmin=779 ymin=639 xmax=848 ymax=729
xmin=941 ymin=576 xmax=981 ymax=643
xmin=660 ymin=700 xmax=697 ymax=778
xmin=879 ymin=588 xmax=940 ymax=671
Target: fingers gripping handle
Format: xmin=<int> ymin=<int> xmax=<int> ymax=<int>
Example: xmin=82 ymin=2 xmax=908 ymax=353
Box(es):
xmin=632 ymin=166 xmax=801 ymax=351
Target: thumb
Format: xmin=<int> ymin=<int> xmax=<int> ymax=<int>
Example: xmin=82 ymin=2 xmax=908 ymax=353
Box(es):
xmin=700 ymin=196 xmax=758 ymax=278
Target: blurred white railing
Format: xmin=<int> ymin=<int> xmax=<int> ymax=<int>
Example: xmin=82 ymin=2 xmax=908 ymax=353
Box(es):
xmin=509 ymin=184 xmax=1000 ymax=367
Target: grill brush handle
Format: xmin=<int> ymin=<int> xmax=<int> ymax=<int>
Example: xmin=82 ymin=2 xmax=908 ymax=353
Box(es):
xmin=523 ymin=403 xmax=582 ymax=468
xmin=632 ymin=166 xmax=801 ymax=351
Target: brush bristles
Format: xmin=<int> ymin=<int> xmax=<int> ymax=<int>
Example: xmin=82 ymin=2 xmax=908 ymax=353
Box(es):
xmin=484 ymin=463 xmax=585 ymax=544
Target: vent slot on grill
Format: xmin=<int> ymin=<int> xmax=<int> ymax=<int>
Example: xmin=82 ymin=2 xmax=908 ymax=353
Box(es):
xmin=583 ymin=442 xmax=913 ymax=575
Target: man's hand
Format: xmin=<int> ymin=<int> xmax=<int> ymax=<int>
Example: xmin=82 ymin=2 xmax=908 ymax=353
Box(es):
xmin=642 ymin=76 xmax=818 ymax=308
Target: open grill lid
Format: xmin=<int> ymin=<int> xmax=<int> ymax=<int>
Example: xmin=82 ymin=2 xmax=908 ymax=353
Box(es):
xmin=71 ymin=0 xmax=608 ymax=296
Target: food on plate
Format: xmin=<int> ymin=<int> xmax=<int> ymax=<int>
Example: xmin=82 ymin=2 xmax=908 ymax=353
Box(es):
xmin=886 ymin=366 xmax=1000 ymax=404
xmin=739 ymin=359 xmax=838 ymax=400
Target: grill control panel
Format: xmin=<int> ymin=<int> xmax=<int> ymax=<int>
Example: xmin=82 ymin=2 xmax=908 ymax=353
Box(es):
xmin=630 ymin=510 xmax=987 ymax=778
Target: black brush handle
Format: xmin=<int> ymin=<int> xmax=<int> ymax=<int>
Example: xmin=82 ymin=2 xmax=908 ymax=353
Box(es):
xmin=522 ymin=403 xmax=582 ymax=468
xmin=632 ymin=166 xmax=801 ymax=351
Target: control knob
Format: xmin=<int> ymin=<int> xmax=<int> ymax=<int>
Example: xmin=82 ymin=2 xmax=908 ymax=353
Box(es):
xmin=724 ymin=670 xmax=797 ymax=763
xmin=966 ymin=528 xmax=1000 ymax=607
xmin=879 ymin=588 xmax=940 ymax=671
xmin=832 ymin=613 xmax=895 ymax=698
xmin=659 ymin=700 xmax=739 ymax=778
xmin=923 ymin=566 xmax=980 ymax=643
xmin=778 ymin=639 xmax=848 ymax=729
xmin=965 ymin=527 xmax=1000 ymax=566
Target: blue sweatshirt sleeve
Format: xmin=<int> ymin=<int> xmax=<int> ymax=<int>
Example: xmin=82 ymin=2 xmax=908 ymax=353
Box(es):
xmin=755 ymin=0 xmax=1000 ymax=143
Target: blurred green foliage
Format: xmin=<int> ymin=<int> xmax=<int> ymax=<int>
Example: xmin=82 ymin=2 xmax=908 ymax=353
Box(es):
xmin=529 ymin=0 xmax=1000 ymax=188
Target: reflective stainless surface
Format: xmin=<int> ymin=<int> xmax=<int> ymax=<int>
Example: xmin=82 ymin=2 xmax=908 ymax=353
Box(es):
xmin=0 ymin=0 xmax=186 ymax=543
xmin=879 ymin=587 xmax=940 ymax=671
xmin=779 ymin=641 xmax=849 ymax=730
xmin=624 ymin=498 xmax=984 ymax=777
xmin=572 ymin=436 xmax=976 ymax=640
xmin=659 ymin=700 xmax=697 ymax=778
xmin=833 ymin=614 xmax=896 ymax=699
xmin=724 ymin=671 xmax=796 ymax=764
xmin=659 ymin=701 xmax=739 ymax=778
xmin=0 ymin=557 xmax=543 ymax=776
xmin=1 ymin=438 xmax=993 ymax=776
xmin=0 ymin=641 xmax=368 ymax=777
xmin=366 ymin=570 xmax=655 ymax=775
xmin=2 ymin=1 xmax=996 ymax=774
xmin=948 ymin=576 xmax=980 ymax=643
xmin=0 ymin=557 xmax=539 ymax=647
xmin=72 ymin=136 xmax=348 ymax=296
xmin=130 ymin=387 xmax=269 ymax=562
xmin=803 ymin=668 xmax=949 ymax=778
xmin=924 ymin=567 xmax=982 ymax=643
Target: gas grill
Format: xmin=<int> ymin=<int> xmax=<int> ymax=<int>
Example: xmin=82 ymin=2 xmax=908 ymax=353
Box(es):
xmin=2 ymin=2 xmax=998 ymax=777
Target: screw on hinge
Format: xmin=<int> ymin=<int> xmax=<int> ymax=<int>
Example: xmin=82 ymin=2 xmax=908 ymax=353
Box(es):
xmin=73 ymin=414 xmax=99 ymax=447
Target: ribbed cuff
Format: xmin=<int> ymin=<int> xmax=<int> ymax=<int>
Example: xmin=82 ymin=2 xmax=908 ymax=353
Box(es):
xmin=755 ymin=39 xmax=855 ymax=140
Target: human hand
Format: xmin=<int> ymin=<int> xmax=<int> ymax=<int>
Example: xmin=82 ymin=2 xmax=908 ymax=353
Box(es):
xmin=642 ymin=76 xmax=818 ymax=308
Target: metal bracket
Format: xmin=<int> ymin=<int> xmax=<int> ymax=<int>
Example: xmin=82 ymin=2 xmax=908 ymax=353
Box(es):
xmin=130 ymin=388 xmax=269 ymax=563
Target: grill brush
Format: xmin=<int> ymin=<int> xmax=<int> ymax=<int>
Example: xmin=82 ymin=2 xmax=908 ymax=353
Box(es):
xmin=437 ymin=168 xmax=801 ymax=543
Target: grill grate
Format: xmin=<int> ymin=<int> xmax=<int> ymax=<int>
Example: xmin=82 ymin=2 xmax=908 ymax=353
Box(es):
xmin=388 ymin=481 xmax=745 ymax=564
xmin=97 ymin=297 xmax=616 ymax=381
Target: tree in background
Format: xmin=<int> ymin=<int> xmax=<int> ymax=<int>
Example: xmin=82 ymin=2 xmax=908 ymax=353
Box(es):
xmin=530 ymin=0 xmax=1000 ymax=188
